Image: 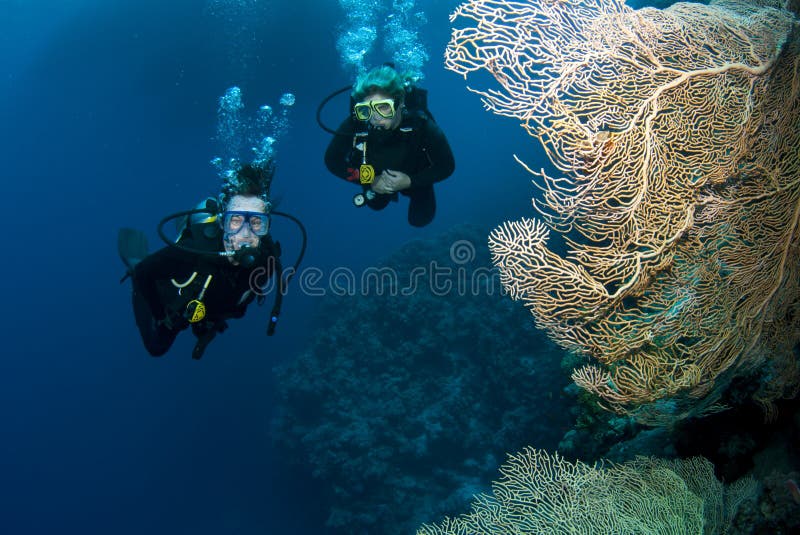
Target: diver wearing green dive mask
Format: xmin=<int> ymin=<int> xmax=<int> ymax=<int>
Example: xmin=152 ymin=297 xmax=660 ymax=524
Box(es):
xmin=352 ymin=97 xmax=397 ymax=122
xmin=323 ymin=64 xmax=455 ymax=227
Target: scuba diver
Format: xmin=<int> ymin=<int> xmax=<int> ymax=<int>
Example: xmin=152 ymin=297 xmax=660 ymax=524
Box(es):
xmin=118 ymin=163 xmax=306 ymax=360
xmin=322 ymin=64 xmax=455 ymax=227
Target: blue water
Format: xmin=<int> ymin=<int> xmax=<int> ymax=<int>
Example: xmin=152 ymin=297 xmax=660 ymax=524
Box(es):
xmin=0 ymin=1 xmax=544 ymax=533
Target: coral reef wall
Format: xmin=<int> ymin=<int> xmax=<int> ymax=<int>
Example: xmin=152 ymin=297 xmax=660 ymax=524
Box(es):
xmin=272 ymin=225 xmax=573 ymax=534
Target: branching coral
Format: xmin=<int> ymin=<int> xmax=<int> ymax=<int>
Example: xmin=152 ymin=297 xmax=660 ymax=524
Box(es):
xmin=417 ymin=449 xmax=757 ymax=534
xmin=446 ymin=0 xmax=800 ymax=423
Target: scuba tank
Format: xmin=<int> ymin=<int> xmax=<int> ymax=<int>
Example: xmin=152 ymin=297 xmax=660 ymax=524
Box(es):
xmin=174 ymin=197 xmax=222 ymax=249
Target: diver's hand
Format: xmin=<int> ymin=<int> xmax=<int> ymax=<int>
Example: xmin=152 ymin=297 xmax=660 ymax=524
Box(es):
xmin=371 ymin=176 xmax=393 ymax=194
xmin=157 ymin=314 xmax=174 ymax=331
xmin=372 ymin=170 xmax=411 ymax=194
xmin=383 ymin=169 xmax=411 ymax=191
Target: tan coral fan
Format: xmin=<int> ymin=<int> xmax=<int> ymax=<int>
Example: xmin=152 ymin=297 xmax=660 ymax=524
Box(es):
xmin=446 ymin=0 xmax=800 ymax=422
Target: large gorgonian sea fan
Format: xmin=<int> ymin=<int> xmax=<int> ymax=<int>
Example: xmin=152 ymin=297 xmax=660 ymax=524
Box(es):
xmin=417 ymin=449 xmax=758 ymax=535
xmin=446 ymin=0 xmax=800 ymax=424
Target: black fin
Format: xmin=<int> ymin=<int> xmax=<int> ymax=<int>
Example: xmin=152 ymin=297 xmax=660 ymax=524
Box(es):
xmin=118 ymin=228 xmax=148 ymax=272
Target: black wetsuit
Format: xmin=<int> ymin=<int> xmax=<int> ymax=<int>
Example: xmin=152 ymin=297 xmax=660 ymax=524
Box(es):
xmin=131 ymin=234 xmax=277 ymax=358
xmin=324 ymin=111 xmax=455 ymax=227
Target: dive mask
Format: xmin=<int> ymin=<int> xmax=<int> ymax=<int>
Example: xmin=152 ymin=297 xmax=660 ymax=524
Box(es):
xmin=221 ymin=210 xmax=270 ymax=237
xmin=353 ymin=98 xmax=396 ymax=121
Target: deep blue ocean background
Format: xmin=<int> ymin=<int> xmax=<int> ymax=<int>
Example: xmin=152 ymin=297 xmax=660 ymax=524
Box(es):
xmin=0 ymin=1 xmax=544 ymax=533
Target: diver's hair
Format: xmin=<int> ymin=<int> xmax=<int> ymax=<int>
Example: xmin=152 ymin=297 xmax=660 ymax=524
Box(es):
xmin=352 ymin=65 xmax=411 ymax=103
xmin=219 ymin=162 xmax=275 ymax=209
xmin=233 ymin=164 xmax=268 ymax=196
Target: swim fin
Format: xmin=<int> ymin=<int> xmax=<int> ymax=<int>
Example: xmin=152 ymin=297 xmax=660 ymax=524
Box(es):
xmin=118 ymin=228 xmax=148 ymax=282
xmin=191 ymin=321 xmax=227 ymax=360
xmin=192 ymin=330 xmax=216 ymax=360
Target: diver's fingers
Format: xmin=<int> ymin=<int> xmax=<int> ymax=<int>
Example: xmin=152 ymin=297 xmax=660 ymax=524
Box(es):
xmin=374 ymin=177 xmax=390 ymax=191
xmin=373 ymin=182 xmax=393 ymax=194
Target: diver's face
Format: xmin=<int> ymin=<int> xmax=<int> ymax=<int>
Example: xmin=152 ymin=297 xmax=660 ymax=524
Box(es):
xmin=223 ymin=195 xmax=266 ymax=262
xmin=364 ymin=91 xmax=402 ymax=130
